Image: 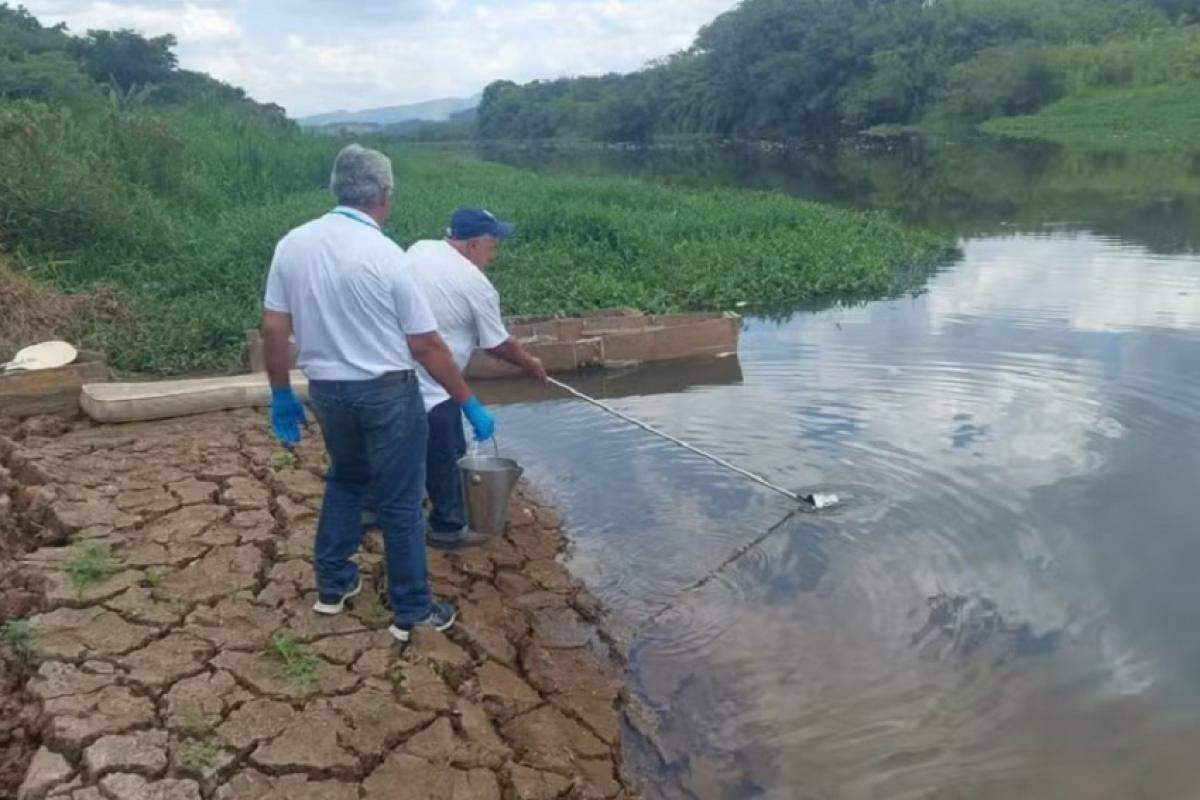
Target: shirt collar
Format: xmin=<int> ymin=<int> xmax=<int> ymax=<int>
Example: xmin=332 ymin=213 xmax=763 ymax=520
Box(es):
xmin=332 ymin=206 xmax=381 ymax=230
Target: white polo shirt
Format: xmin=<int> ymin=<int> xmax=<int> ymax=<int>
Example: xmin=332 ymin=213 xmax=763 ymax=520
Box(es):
xmin=263 ymin=207 xmax=437 ymax=381
xmin=406 ymin=240 xmax=510 ymax=410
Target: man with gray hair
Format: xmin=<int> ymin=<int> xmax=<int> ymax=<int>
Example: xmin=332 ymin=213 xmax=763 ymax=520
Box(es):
xmin=261 ymin=143 xmax=495 ymax=643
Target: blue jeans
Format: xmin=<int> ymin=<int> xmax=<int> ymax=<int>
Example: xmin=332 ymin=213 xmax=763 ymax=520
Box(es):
xmin=308 ymin=371 xmax=430 ymax=626
xmin=426 ymin=398 xmax=467 ymax=534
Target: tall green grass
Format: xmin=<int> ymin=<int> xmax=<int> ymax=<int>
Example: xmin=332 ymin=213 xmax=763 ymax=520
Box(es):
xmin=1048 ymin=27 xmax=1200 ymax=95
xmin=927 ymin=25 xmax=1200 ymax=141
xmin=979 ymin=27 xmax=1200 ymax=148
xmin=0 ymin=100 xmax=954 ymax=374
xmin=983 ymin=86 xmax=1200 ymax=149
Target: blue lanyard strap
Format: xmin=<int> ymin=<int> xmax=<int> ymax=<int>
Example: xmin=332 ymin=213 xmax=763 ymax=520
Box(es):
xmin=328 ymin=209 xmax=380 ymax=230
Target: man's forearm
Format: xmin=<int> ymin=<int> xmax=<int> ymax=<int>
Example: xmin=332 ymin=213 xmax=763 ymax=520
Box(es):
xmin=418 ymin=349 xmax=473 ymax=403
xmin=262 ymin=312 xmax=294 ymax=389
xmin=409 ymin=332 xmax=473 ymax=403
xmin=488 ymin=337 xmax=546 ymax=381
xmin=488 ymin=338 xmax=535 ymax=370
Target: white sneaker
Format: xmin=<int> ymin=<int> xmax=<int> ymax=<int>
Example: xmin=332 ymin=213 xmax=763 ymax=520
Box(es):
xmin=312 ymin=576 xmax=363 ymax=615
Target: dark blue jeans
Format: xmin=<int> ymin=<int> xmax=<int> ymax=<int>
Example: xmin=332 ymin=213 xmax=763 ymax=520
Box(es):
xmin=426 ymin=398 xmax=467 ymax=533
xmin=308 ymin=371 xmax=430 ymax=626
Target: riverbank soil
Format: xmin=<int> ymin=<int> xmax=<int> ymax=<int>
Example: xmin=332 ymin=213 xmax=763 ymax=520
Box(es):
xmin=0 ymin=414 xmax=71 ymax=795
xmin=0 ymin=258 xmax=128 ymax=364
xmin=0 ymin=409 xmax=631 ymax=800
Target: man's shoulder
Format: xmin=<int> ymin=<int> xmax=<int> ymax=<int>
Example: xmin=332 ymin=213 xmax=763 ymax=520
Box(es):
xmin=368 ymin=231 xmax=406 ymax=258
xmin=281 ymin=214 xmax=399 ymax=247
xmin=405 ymin=239 xmax=452 ymax=264
xmin=412 ymin=241 xmax=491 ymax=282
xmin=276 ymin=215 xmax=345 ymax=254
xmin=276 ymin=216 xmax=325 ymax=248
xmin=406 ymin=240 xmax=473 ymax=281
xmin=333 ymin=218 xmax=406 ymax=264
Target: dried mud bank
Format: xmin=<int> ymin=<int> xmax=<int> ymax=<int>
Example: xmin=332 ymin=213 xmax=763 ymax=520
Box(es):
xmin=0 ymin=409 xmax=634 ymax=800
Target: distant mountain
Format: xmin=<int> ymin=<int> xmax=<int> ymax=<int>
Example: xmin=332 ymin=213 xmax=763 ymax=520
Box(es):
xmin=298 ymin=94 xmax=481 ymax=128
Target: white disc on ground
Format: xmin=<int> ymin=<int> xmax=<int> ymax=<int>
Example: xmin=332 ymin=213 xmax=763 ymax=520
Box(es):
xmin=3 ymin=340 xmax=78 ymax=373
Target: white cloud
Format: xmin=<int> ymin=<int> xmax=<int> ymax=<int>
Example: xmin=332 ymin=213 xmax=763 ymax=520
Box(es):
xmin=21 ymin=0 xmax=740 ymax=116
xmin=927 ymin=234 xmax=1200 ymax=334
xmin=33 ymin=1 xmax=241 ymax=43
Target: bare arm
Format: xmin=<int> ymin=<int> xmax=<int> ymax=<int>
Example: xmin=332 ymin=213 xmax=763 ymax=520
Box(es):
xmin=487 ymin=337 xmax=547 ymax=382
xmin=408 ymin=331 xmax=473 ymax=403
xmin=262 ymin=310 xmax=294 ymax=389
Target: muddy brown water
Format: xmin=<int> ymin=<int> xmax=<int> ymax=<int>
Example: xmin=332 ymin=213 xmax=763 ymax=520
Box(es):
xmin=482 ymin=137 xmax=1200 ymax=798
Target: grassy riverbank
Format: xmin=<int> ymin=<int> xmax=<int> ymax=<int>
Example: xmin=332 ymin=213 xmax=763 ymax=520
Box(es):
xmin=982 ymin=87 xmax=1200 ymax=150
xmin=0 ymin=102 xmax=954 ymax=374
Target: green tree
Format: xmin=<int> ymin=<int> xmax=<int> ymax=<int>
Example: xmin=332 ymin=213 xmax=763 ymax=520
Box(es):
xmin=1150 ymin=0 xmax=1196 ymax=22
xmin=0 ymin=3 xmax=74 ymax=55
xmin=0 ymin=49 xmax=95 ymax=102
xmin=595 ymin=77 xmax=657 ymax=142
xmin=936 ymin=42 xmax=1064 ymax=121
xmin=0 ymin=5 xmax=95 ymax=103
xmin=433 ymin=0 xmax=1187 ymax=142
xmin=74 ymin=28 xmax=178 ymax=90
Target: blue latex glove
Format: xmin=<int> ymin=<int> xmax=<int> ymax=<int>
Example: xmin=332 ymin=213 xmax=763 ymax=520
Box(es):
xmin=461 ymin=395 xmax=495 ymax=442
xmin=270 ymin=386 xmax=308 ymax=446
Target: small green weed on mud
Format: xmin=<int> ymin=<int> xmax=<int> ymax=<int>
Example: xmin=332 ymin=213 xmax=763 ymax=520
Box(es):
xmin=180 ymin=737 xmax=225 ymax=771
xmin=1 ymin=618 xmax=37 ymax=663
xmin=265 ymin=629 xmax=319 ymax=692
xmin=270 ymin=451 xmax=297 ymax=472
xmin=65 ymin=542 xmax=120 ymax=593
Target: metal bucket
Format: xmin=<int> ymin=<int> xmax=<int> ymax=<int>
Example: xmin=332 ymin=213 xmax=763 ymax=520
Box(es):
xmin=458 ymin=442 xmax=523 ymax=538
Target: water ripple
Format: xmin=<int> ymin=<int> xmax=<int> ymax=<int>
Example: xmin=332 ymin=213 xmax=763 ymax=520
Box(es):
xmin=499 ymin=232 xmax=1200 ymax=798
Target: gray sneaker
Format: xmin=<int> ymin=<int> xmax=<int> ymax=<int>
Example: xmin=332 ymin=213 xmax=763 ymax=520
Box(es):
xmin=389 ymin=601 xmax=457 ymax=644
xmin=427 ymin=526 xmax=489 ymax=550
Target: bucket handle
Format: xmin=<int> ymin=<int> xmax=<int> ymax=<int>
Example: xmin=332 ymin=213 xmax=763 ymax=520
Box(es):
xmin=468 ymin=437 xmax=501 ymax=459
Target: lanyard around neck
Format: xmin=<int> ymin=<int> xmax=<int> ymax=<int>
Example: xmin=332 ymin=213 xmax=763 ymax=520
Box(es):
xmin=329 ymin=209 xmax=380 ymax=230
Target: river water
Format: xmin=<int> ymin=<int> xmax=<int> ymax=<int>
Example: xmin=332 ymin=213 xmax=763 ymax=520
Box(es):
xmin=481 ymin=137 xmax=1200 ymax=799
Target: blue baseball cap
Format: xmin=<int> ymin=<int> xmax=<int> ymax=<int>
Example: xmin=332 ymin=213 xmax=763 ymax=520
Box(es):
xmin=448 ymin=207 xmax=514 ymax=240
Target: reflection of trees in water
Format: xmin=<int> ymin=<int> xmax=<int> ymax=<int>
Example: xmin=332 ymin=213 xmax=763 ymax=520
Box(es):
xmin=841 ymin=137 xmax=1200 ymax=255
xmin=481 ymin=137 xmax=1200 ymax=256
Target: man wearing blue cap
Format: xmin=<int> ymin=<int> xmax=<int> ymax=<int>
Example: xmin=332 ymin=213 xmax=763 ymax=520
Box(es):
xmin=406 ymin=207 xmax=546 ymax=548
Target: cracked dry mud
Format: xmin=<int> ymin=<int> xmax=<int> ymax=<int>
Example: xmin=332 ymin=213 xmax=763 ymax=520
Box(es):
xmin=1 ymin=409 xmax=632 ymax=800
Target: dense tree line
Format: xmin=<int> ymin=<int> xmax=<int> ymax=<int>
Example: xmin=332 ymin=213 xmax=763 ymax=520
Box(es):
xmin=0 ymin=4 xmax=284 ymax=115
xmin=0 ymin=3 xmax=315 ymax=275
xmin=476 ymin=0 xmax=1199 ymax=142
xmin=0 ymin=5 xmax=345 ymax=374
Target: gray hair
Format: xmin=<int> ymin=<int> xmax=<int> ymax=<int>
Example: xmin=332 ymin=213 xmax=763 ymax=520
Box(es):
xmin=330 ymin=144 xmax=394 ymax=207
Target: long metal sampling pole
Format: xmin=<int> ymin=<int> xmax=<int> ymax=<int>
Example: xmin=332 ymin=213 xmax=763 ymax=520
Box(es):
xmin=547 ymin=376 xmax=826 ymax=507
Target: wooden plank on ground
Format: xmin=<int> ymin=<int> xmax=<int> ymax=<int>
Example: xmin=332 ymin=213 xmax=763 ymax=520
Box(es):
xmin=81 ymin=370 xmax=308 ymax=424
xmin=0 ymin=355 xmax=109 ymax=419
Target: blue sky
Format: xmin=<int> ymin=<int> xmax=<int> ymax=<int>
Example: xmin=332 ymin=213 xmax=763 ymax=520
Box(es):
xmin=23 ymin=0 xmax=740 ymax=117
